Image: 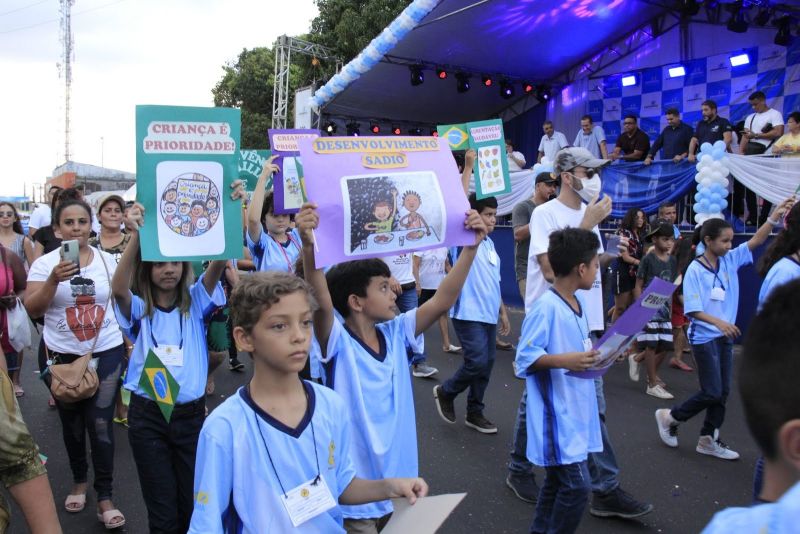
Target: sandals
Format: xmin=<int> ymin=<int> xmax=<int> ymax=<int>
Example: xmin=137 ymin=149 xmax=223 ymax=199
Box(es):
xmin=13 ymin=384 xmax=23 ymax=397
xmin=64 ymin=493 xmax=86 ymax=513
xmin=496 ymin=340 xmax=514 ymax=351
xmin=112 ymin=417 xmax=128 ymax=428
xmin=97 ymin=508 xmax=126 ymax=530
xmin=670 ymin=359 xmax=694 ymax=372
xmin=442 ymin=344 xmax=462 ymax=353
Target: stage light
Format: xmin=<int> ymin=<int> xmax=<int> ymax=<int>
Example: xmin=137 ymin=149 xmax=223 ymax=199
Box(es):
xmin=522 ymin=81 xmax=534 ymax=94
xmin=621 ymin=75 xmax=637 ymax=87
xmin=391 ymin=125 xmax=401 ymax=135
xmin=370 ymin=123 xmax=380 ymax=134
xmin=500 ymin=79 xmax=514 ymax=99
xmin=668 ymin=65 xmax=686 ymax=77
xmin=409 ymin=65 xmax=424 ymax=86
xmin=409 ymin=127 xmax=422 ymax=136
xmin=346 ymin=122 xmax=360 ymax=136
xmin=481 ymin=74 xmax=493 ymax=87
xmin=754 ymin=9 xmax=771 ymax=26
xmin=456 ymin=72 xmax=471 ymax=93
xmin=676 ymin=0 xmax=700 ymax=17
xmin=431 ymin=129 xmax=439 ymax=137
xmin=436 ymin=67 xmax=447 ymax=80
xmin=774 ymin=16 xmax=793 ymax=46
xmin=325 ymin=121 xmax=337 ymax=135
xmin=729 ymin=53 xmax=750 ymax=67
xmin=727 ymin=4 xmax=748 ymax=34
xmin=536 ymin=85 xmax=551 ymax=101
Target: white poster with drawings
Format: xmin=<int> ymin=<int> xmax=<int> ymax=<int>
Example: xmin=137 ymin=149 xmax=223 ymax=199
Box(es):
xmin=156 ymin=160 xmax=225 ymax=257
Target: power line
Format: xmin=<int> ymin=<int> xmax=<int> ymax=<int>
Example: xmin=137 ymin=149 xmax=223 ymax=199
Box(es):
xmin=0 ymin=0 xmax=49 ymax=18
xmin=0 ymin=0 xmax=127 ymax=35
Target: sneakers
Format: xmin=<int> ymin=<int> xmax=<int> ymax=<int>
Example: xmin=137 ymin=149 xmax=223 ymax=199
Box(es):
xmin=655 ymin=409 xmax=679 ymax=447
xmin=433 ymin=386 xmax=456 ymax=424
xmin=412 ymin=363 xmax=438 ymax=378
xmin=696 ymin=434 xmax=740 ymax=460
xmin=628 ymin=354 xmax=640 ymax=382
xmin=506 ymin=473 xmax=539 ymax=504
xmin=646 ymin=384 xmax=674 ymax=399
xmin=465 ymin=413 xmax=498 ymax=434
xmin=229 ymin=357 xmax=244 ymax=371
xmin=589 ymin=487 xmax=654 ymax=519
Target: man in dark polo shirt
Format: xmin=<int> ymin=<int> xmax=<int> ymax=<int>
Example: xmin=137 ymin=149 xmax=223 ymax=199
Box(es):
xmin=687 ymin=99 xmax=733 ymax=162
xmin=644 ymin=108 xmax=694 ymax=164
xmin=610 ymin=115 xmax=650 ymax=161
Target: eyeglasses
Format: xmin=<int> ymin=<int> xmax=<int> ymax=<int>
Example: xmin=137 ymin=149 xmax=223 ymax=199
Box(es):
xmin=569 ymin=168 xmax=598 ymax=178
xmin=0 ymin=211 xmax=14 ymax=217
xmin=623 ymin=121 xmax=635 ymax=125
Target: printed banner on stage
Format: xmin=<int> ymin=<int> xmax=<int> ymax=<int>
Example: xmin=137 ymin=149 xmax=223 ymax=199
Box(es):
xmin=298 ymin=136 xmax=474 ymax=268
xmin=437 ymin=123 xmax=470 ymax=151
xmin=268 ymin=129 xmax=320 ymax=214
xmin=466 ymin=119 xmax=512 ymax=199
xmin=136 ymin=105 xmax=243 ymax=261
xmin=569 ymin=277 xmax=677 ymax=379
xmin=239 ymin=149 xmax=272 ymax=191
xmin=601 ymin=160 xmax=697 ymax=218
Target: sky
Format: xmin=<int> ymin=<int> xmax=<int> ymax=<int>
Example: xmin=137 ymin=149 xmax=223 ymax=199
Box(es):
xmin=0 ymin=0 xmax=319 ymax=199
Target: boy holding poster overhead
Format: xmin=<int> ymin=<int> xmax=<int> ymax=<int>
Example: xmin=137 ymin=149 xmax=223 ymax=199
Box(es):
xmin=295 ymin=201 xmax=487 ymax=532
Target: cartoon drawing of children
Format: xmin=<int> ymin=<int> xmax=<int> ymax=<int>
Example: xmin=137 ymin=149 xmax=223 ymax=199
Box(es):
xmin=190 ymin=200 xmax=207 ymax=225
xmin=364 ymin=188 xmax=398 ymax=233
xmin=163 ymin=188 xmax=178 ymax=203
xmin=399 ymin=190 xmax=431 ymax=235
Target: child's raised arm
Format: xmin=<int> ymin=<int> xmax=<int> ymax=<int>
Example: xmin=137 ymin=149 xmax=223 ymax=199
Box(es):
xmin=460 ymin=149 xmax=476 ymax=196
xmin=748 ymin=196 xmax=794 ymax=251
xmin=204 ymin=179 xmax=249 ymax=296
xmin=246 ymin=155 xmax=279 ymax=244
xmin=295 ymin=202 xmax=335 ymax=352
xmin=113 ymin=203 xmax=144 ymax=321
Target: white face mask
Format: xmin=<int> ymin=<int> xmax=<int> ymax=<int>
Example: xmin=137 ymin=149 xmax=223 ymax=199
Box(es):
xmin=569 ymin=172 xmax=602 ymax=203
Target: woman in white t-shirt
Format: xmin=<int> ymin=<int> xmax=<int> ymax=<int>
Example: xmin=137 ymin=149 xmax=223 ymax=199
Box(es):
xmin=25 ymin=196 xmax=126 ymax=528
xmin=413 ymin=247 xmax=461 ymax=353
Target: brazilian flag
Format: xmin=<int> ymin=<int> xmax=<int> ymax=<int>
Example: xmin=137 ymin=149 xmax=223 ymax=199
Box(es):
xmin=139 ymin=349 xmax=180 ymax=422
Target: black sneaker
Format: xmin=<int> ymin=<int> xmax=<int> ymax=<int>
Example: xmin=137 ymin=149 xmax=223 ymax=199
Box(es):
xmin=465 ymin=413 xmax=498 ymax=434
xmin=589 ymin=487 xmax=653 ymax=519
xmin=433 ymin=385 xmax=456 ymax=424
xmin=506 ymin=473 xmax=539 ymax=504
xmin=229 ymin=357 xmax=244 ymax=371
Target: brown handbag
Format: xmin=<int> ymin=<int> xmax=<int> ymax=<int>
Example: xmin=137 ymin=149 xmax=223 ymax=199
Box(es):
xmin=47 ymin=248 xmax=112 ymax=403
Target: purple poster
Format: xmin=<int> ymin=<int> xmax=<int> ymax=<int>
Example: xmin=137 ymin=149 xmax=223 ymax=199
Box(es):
xmin=568 ymin=277 xmax=678 ymax=379
xmin=298 ymin=136 xmax=474 ymax=268
xmin=268 ymin=129 xmax=320 ymax=214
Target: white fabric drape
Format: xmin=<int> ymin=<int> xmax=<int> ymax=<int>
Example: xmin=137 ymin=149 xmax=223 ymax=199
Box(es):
xmin=725 ymin=154 xmax=800 ymax=204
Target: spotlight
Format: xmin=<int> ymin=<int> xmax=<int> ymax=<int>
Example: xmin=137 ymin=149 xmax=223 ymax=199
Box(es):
xmin=346 ymin=121 xmax=360 ymax=136
xmin=668 ymin=65 xmax=686 ymax=77
xmin=621 ymin=74 xmax=637 ymax=87
xmin=431 ymin=129 xmax=439 ymax=137
xmin=325 ymin=121 xmax=337 ymax=135
xmin=436 ymin=67 xmax=447 ymax=80
xmin=727 ymin=4 xmax=748 ymax=34
xmin=370 ymin=122 xmax=380 ymax=134
xmin=729 ymin=53 xmax=750 ymax=67
xmin=499 ymin=79 xmax=514 ymax=99
xmin=409 ymin=65 xmax=424 ymax=86
xmin=676 ymin=0 xmax=700 ymax=17
xmin=409 ymin=127 xmax=422 ymax=136
xmin=456 ymin=72 xmax=471 ymax=93
xmin=535 ymin=85 xmax=551 ymax=101
xmin=754 ymin=9 xmax=770 ymax=26
xmin=522 ymin=81 xmax=534 ymax=94
xmin=391 ymin=125 xmax=401 ymax=135
xmin=481 ymin=74 xmax=493 ymax=87
xmin=775 ymin=16 xmax=793 ymax=46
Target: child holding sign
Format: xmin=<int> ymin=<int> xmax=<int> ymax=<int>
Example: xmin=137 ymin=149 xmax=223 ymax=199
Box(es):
xmin=111 ymin=187 xmax=243 ymax=533
xmin=246 ymin=157 xmax=302 ymax=273
xmin=189 ymin=272 xmax=428 ymax=533
xmin=295 ymin=201 xmax=486 ymax=532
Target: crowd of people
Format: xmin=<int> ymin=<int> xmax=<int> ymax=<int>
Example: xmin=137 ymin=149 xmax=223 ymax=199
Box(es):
xmin=0 ymin=115 xmax=798 ymax=534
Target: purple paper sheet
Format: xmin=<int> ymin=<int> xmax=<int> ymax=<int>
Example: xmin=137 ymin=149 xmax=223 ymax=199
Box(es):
xmin=268 ymin=129 xmax=320 ymax=214
xmin=298 ymin=136 xmax=475 ymax=268
xmin=568 ymin=277 xmax=678 ymax=379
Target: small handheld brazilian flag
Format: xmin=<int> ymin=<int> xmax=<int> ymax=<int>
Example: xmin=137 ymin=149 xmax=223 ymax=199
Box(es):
xmin=139 ymin=349 xmax=180 ymax=422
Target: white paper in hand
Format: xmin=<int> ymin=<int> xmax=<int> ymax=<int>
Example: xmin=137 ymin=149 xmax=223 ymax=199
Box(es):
xmin=383 ymin=493 xmax=467 ymax=534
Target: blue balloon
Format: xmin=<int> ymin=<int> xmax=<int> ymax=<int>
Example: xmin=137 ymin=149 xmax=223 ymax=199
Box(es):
xmin=712 ymin=147 xmax=725 ymax=160
xmin=719 ymin=199 xmax=728 ymax=210
xmin=713 ymin=140 xmax=726 ymax=151
xmin=693 ymin=203 xmax=702 ymax=213
xmin=701 ymin=142 xmax=713 ymax=154
xmin=709 ymin=203 xmax=721 ymax=213
xmin=695 ymin=189 xmax=706 ymax=201
xmin=710 ymin=192 xmax=722 ymax=202
xmin=698 ymin=199 xmax=709 ymax=210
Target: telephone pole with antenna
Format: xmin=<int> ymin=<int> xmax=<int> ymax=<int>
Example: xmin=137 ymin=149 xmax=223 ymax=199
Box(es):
xmin=58 ymin=0 xmax=75 ymax=163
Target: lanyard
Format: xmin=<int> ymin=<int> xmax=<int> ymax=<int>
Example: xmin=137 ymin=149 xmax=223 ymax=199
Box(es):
xmin=148 ymin=312 xmax=184 ymax=350
xmin=550 ymin=288 xmax=590 ymax=340
xmin=697 ymin=256 xmax=726 ymax=290
xmin=270 ymin=233 xmax=300 ymax=273
xmin=250 ymin=384 xmax=321 ymax=498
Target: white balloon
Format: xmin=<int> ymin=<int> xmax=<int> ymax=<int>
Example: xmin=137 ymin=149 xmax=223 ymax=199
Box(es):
xmin=695 ymin=213 xmax=709 ymax=224
xmin=701 ymin=177 xmax=712 ymax=188
xmin=700 ymin=154 xmax=713 ymax=164
xmin=717 ymin=177 xmax=730 ymax=189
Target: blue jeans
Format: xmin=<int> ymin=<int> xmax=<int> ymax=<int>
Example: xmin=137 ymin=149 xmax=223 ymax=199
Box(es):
xmin=530 ymin=461 xmax=591 ymax=534
xmin=671 ymin=336 xmax=733 ymax=436
xmin=588 ymin=377 xmax=619 ymax=495
xmin=395 ymin=286 xmax=426 ymax=365
xmin=442 ymin=319 xmax=496 ymax=416
xmin=753 ymin=456 xmax=765 ymax=503
xmin=509 ymin=389 xmax=535 ymax=476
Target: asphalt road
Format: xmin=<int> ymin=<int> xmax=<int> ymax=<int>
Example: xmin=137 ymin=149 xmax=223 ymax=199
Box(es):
xmin=7 ymin=308 xmax=758 ymax=533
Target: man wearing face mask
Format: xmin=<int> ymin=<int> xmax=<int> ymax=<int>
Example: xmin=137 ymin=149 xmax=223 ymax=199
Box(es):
xmin=520 ymin=147 xmax=654 ymax=520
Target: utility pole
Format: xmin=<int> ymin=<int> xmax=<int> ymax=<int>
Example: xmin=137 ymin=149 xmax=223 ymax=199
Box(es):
xmin=59 ymin=0 xmax=75 ymax=163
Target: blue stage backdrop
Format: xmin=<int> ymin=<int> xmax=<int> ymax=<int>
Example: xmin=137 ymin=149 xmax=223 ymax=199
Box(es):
xmin=601 ymin=160 xmax=697 ymax=218
xmin=588 ymin=41 xmax=800 ymax=147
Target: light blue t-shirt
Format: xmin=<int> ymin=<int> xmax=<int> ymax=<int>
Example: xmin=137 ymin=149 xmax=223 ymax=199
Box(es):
xmin=702 ymin=479 xmax=800 ymax=534
xmin=322 ymin=310 xmax=422 ymax=519
xmin=758 ymin=256 xmax=800 ymax=311
xmin=515 ymin=289 xmax=601 ymax=466
xmin=188 ymin=382 xmax=357 ymax=534
xmin=683 ymin=242 xmax=752 ymax=345
xmin=246 ymin=227 xmax=302 ymax=273
xmin=573 ymin=125 xmax=606 ymax=159
xmin=117 ymin=274 xmax=225 ymax=403
xmin=450 ymin=238 xmax=501 ymax=324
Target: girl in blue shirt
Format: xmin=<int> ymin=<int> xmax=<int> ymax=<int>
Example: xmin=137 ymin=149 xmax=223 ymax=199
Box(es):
xmin=246 ymin=156 xmax=302 ymax=273
xmin=111 ymin=184 xmax=245 ymax=533
xmin=757 ymin=201 xmax=800 ymax=309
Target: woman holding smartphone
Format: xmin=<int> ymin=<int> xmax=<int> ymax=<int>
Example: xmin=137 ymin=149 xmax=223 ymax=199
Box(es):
xmin=25 ymin=194 xmax=126 ymax=529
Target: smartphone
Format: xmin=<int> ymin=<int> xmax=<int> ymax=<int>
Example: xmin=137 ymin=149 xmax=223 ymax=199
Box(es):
xmin=60 ymin=239 xmax=80 ymax=267
xmin=605 ymin=234 xmax=622 ymax=257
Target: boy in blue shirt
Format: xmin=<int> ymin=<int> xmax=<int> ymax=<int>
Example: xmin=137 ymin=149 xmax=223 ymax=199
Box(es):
xmin=515 ymin=227 xmax=602 ymax=534
xmin=295 ymin=202 xmax=487 ymax=532
xmin=189 ymin=272 xmax=428 ymax=533
xmin=434 ymin=193 xmax=510 ymax=434
xmin=702 ymin=279 xmax=800 ymax=532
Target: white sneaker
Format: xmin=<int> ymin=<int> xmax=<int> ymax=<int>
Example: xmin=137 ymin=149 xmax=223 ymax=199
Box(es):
xmin=646 ymin=384 xmax=674 ymax=400
xmin=655 ymin=409 xmax=679 ymax=447
xmin=412 ymin=363 xmax=438 ymax=378
xmin=628 ymin=354 xmax=641 ymax=382
xmin=696 ymin=435 xmax=740 ymax=460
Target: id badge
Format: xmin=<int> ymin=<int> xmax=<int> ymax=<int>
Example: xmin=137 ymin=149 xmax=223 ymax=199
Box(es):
xmin=487 ymin=250 xmax=498 ymax=266
xmin=281 ymin=476 xmax=337 ymax=527
xmin=710 ymin=287 xmax=726 ymax=301
xmin=153 ymin=345 xmax=184 ymax=367
xmin=582 ymin=338 xmax=593 ymax=352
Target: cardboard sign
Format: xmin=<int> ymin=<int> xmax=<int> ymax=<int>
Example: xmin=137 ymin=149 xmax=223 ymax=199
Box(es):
xmin=239 ymin=149 xmax=272 ymax=191
xmin=466 ymin=119 xmax=512 ymax=199
xmin=268 ymin=129 xmax=320 ymax=214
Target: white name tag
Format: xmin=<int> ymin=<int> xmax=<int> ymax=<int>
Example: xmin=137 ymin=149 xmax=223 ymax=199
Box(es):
xmin=153 ymin=345 xmax=184 ymax=367
xmin=582 ymin=338 xmax=593 ymax=352
xmin=710 ymin=287 xmax=726 ymax=301
xmin=281 ymin=476 xmax=337 ymax=527
xmin=487 ymin=250 xmax=498 ymax=266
